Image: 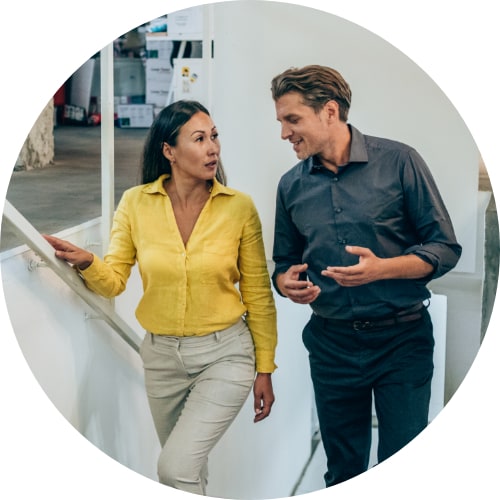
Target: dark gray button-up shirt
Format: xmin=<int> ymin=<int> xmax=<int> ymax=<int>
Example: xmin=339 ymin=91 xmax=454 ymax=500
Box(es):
xmin=272 ymin=125 xmax=462 ymax=320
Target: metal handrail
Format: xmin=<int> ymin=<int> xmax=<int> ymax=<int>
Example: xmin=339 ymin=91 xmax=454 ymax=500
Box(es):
xmin=2 ymin=200 xmax=142 ymax=352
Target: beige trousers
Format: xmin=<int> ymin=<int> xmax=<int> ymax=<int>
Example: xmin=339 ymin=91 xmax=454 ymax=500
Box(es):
xmin=140 ymin=318 xmax=256 ymax=495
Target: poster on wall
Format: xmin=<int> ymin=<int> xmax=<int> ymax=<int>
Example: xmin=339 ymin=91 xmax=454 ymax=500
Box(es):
xmin=172 ymin=58 xmax=208 ymax=104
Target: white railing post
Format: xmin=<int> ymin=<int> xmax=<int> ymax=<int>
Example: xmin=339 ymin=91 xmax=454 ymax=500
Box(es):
xmin=100 ymin=43 xmax=115 ymax=253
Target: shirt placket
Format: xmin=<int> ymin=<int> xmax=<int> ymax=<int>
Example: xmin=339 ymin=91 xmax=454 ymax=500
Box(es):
xmin=329 ymin=171 xmax=360 ymax=316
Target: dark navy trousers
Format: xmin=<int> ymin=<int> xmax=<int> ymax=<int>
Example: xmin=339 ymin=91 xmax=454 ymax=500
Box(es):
xmin=302 ymin=308 xmax=434 ymax=487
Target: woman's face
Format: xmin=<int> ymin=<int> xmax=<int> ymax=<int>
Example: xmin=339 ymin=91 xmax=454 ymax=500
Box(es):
xmin=163 ymin=111 xmax=221 ymax=183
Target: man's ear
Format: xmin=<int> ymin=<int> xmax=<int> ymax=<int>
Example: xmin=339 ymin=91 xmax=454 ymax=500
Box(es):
xmin=324 ymin=100 xmax=340 ymax=122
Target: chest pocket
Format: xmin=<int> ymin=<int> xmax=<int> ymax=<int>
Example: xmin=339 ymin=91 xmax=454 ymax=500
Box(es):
xmin=200 ymin=240 xmax=239 ymax=284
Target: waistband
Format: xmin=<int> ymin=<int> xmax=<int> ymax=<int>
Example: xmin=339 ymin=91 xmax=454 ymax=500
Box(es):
xmin=313 ymin=302 xmax=426 ymax=331
xmin=148 ymin=318 xmax=247 ymax=346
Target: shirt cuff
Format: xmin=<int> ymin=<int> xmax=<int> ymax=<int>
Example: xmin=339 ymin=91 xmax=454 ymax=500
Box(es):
xmin=256 ymin=350 xmax=277 ymax=373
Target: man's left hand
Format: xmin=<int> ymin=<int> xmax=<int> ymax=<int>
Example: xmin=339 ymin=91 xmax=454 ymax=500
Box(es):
xmin=321 ymin=245 xmax=434 ymax=286
xmin=321 ymin=245 xmax=383 ymax=286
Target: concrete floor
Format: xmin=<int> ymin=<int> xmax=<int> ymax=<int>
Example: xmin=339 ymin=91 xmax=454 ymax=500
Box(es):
xmin=1 ymin=125 xmax=149 ymax=251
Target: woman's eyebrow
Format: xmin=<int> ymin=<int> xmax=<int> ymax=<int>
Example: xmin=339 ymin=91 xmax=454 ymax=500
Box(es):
xmin=190 ymin=126 xmax=217 ymax=136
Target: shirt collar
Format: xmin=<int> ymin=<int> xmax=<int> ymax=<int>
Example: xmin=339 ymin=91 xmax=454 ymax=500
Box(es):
xmin=209 ymin=178 xmax=236 ymax=197
xmin=307 ymin=124 xmax=369 ymax=173
xmin=348 ymin=125 xmax=369 ymax=163
xmin=141 ymin=174 xmax=235 ymax=197
xmin=141 ymin=174 xmax=169 ymax=194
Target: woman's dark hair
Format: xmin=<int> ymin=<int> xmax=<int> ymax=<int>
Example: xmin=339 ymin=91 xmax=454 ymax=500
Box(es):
xmin=140 ymin=100 xmax=227 ymax=185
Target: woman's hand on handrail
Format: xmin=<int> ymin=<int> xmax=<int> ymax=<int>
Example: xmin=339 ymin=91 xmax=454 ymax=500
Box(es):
xmin=43 ymin=234 xmax=94 ymax=270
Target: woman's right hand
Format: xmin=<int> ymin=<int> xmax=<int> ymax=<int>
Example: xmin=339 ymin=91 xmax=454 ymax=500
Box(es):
xmin=43 ymin=234 xmax=94 ymax=270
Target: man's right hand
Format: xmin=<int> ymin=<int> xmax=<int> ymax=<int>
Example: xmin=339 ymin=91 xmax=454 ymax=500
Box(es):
xmin=276 ymin=263 xmax=321 ymax=304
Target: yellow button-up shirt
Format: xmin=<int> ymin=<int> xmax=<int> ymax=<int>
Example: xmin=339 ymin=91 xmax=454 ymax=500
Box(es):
xmin=80 ymin=174 xmax=277 ymax=372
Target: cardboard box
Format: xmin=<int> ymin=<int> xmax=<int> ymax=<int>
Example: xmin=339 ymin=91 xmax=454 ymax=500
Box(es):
xmin=117 ymin=104 xmax=154 ymax=128
xmin=146 ymin=88 xmax=169 ymax=108
xmin=145 ymin=58 xmax=173 ymax=107
xmin=145 ymin=58 xmax=173 ymax=85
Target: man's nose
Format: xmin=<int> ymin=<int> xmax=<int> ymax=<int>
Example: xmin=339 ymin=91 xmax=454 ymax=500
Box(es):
xmin=281 ymin=124 xmax=292 ymax=140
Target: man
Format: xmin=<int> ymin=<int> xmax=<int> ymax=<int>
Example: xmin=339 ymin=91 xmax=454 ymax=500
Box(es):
xmin=270 ymin=65 xmax=462 ymax=487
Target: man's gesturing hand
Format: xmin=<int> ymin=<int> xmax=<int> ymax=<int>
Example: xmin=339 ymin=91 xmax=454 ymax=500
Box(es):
xmin=276 ymin=263 xmax=321 ymax=304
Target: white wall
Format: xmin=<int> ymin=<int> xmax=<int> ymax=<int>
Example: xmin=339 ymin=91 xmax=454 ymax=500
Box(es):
xmin=0 ymin=2 xmax=489 ymax=499
xmin=0 ymin=222 xmax=160 ymax=482
xmin=429 ymin=191 xmax=491 ymax=400
xmin=0 ymin=220 xmax=315 ymax=500
xmin=210 ymin=1 xmax=479 ymax=273
xmin=208 ymin=0 xmax=484 ymax=404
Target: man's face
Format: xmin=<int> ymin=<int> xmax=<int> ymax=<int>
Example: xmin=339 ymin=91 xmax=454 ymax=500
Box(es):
xmin=275 ymin=92 xmax=330 ymax=160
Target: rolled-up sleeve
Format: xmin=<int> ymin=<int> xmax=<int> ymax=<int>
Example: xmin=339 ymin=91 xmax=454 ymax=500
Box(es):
xmin=402 ymin=149 xmax=462 ymax=281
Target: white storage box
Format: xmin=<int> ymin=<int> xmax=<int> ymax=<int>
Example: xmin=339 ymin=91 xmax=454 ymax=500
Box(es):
xmin=117 ymin=104 xmax=154 ymax=128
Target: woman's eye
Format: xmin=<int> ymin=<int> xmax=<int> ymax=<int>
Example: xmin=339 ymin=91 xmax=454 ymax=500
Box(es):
xmin=211 ymin=133 xmax=219 ymax=141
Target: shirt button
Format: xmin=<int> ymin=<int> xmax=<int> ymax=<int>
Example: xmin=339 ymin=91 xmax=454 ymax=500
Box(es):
xmin=333 ymin=177 xmax=339 ymax=182
xmin=335 ymin=208 xmax=342 ymax=213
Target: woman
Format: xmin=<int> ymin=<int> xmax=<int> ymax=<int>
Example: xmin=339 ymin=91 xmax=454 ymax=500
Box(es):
xmin=44 ymin=100 xmax=278 ymax=495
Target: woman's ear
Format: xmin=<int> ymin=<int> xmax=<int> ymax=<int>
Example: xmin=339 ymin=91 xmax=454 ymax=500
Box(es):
xmin=162 ymin=142 xmax=175 ymax=162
